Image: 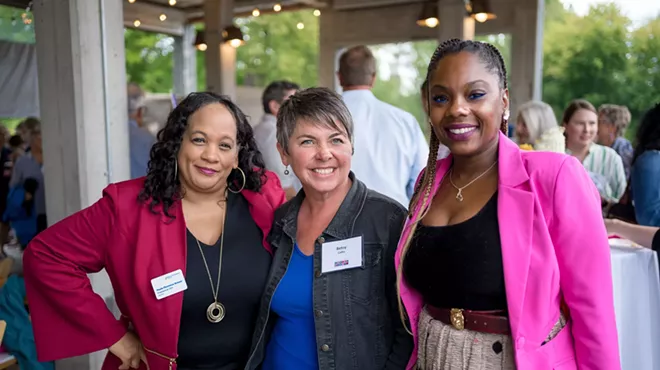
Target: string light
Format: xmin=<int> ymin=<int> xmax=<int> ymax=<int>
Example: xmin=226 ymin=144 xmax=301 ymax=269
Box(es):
xmin=159 ymin=13 xmax=167 ymax=21
xmin=128 ymin=0 xmax=136 ymax=3
xmin=273 ymin=3 xmax=281 ymax=12
xmin=169 ymin=0 xmax=176 ymax=5
xmin=197 ymin=43 xmax=207 ymax=51
xmin=133 ymin=19 xmax=141 ymax=27
xmin=474 ymin=13 xmax=489 ymax=22
xmin=313 ymin=9 xmax=321 ymax=16
xmin=296 ymin=22 xmax=304 ymax=30
xmin=252 ymin=8 xmax=260 ymax=17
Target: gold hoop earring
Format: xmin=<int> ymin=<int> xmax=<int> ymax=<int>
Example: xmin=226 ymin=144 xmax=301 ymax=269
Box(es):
xmin=228 ymin=167 xmax=246 ymax=193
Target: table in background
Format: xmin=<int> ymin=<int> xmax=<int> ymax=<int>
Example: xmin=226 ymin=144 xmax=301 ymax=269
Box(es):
xmin=611 ymin=244 xmax=660 ymax=370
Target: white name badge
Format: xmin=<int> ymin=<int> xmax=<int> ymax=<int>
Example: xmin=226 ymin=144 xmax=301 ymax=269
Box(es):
xmin=321 ymin=236 xmax=364 ymax=274
xmin=151 ymin=269 xmax=188 ymax=300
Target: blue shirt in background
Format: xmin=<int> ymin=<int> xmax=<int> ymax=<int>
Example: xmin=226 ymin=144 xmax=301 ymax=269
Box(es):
xmin=129 ymin=120 xmax=156 ymax=179
xmin=632 ymin=150 xmax=660 ymax=227
xmin=3 ymin=185 xmax=37 ymax=247
xmin=263 ymin=243 xmax=318 ymax=370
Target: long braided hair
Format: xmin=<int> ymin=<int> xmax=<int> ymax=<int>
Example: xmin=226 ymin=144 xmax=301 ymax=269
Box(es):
xmin=396 ymin=39 xmax=510 ymax=332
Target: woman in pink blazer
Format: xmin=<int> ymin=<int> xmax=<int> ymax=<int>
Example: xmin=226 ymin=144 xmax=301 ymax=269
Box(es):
xmin=395 ymin=39 xmax=620 ymax=369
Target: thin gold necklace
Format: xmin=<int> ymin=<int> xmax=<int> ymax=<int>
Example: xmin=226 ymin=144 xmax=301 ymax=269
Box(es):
xmin=448 ymin=161 xmax=498 ymax=202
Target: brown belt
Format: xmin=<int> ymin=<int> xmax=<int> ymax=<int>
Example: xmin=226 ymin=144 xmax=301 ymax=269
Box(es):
xmin=425 ymin=305 xmax=510 ymax=335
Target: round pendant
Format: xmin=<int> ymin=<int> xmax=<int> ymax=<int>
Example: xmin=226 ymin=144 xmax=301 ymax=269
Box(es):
xmin=206 ymin=301 xmax=225 ymax=323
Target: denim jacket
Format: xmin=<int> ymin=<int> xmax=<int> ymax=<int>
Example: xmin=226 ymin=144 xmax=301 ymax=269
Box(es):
xmin=245 ymin=173 xmax=413 ymax=370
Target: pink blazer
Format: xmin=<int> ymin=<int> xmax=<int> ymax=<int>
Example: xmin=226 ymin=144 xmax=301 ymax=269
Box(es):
xmin=396 ymin=132 xmax=621 ymax=370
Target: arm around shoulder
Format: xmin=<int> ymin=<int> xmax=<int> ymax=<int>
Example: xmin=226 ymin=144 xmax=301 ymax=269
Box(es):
xmin=23 ymin=184 xmax=127 ymax=361
xmin=261 ymin=170 xmax=287 ymax=209
xmin=549 ymin=156 xmax=621 ymax=370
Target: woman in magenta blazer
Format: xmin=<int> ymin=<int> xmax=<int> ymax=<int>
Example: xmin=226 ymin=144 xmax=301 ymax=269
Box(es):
xmin=395 ymin=39 xmax=620 ymax=369
xmin=23 ymin=92 xmax=286 ymax=370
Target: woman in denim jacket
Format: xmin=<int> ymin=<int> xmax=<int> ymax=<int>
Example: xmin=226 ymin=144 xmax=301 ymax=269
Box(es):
xmin=632 ymin=103 xmax=660 ymax=226
xmin=245 ymin=87 xmax=413 ymax=370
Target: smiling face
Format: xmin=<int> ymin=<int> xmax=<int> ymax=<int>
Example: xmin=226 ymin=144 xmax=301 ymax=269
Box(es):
xmin=428 ymin=51 xmax=508 ymax=157
xmin=177 ymin=103 xmax=239 ymax=196
xmin=565 ymin=108 xmax=598 ymax=149
xmin=278 ymin=119 xmax=353 ymax=195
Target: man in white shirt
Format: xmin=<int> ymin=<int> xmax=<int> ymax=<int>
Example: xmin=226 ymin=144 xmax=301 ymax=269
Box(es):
xmin=253 ymin=80 xmax=301 ymax=199
xmin=339 ymin=45 xmax=429 ymax=207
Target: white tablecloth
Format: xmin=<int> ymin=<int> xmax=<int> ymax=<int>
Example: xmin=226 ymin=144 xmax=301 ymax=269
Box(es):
xmin=611 ymin=245 xmax=660 ymax=370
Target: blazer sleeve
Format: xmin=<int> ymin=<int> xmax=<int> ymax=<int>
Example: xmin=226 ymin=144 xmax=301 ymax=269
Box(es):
xmin=550 ymin=156 xmax=621 ymax=370
xmin=23 ymin=184 xmax=127 ymax=362
xmin=262 ymin=170 xmax=287 ymax=209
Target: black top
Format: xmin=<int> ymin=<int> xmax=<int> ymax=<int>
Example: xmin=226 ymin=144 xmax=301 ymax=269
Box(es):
xmin=178 ymin=192 xmax=271 ymax=370
xmin=403 ymin=193 xmax=508 ymax=311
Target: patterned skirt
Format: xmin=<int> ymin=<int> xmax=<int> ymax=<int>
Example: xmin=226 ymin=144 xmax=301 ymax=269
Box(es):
xmin=416 ymin=307 xmax=566 ymax=370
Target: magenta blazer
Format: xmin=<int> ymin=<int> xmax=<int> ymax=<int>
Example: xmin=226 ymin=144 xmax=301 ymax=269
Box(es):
xmin=396 ymin=132 xmax=621 ymax=370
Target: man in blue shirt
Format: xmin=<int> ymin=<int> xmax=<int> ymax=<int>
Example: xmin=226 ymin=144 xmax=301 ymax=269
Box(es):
xmin=127 ymin=84 xmax=156 ymax=179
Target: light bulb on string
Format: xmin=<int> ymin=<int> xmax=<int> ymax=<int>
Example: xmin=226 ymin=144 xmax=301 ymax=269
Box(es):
xmin=296 ymin=22 xmax=304 ymax=30
xmin=159 ymin=13 xmax=167 ymax=21
xmin=169 ymin=0 xmax=176 ymax=5
xmin=134 ymin=19 xmax=141 ymax=27
xmin=474 ymin=13 xmax=489 ymax=22
xmin=128 ymin=0 xmax=136 ymax=3
xmin=252 ymin=8 xmax=260 ymax=17
xmin=273 ymin=3 xmax=281 ymax=12
xmin=313 ymin=9 xmax=321 ymax=16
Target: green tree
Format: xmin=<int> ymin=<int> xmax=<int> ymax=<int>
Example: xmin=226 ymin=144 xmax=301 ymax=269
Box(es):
xmin=628 ymin=15 xmax=660 ymax=129
xmin=234 ymin=10 xmax=319 ymax=88
xmin=542 ymin=3 xmax=632 ymax=119
xmin=0 ymin=5 xmax=34 ymax=43
xmin=124 ymin=28 xmax=174 ymax=92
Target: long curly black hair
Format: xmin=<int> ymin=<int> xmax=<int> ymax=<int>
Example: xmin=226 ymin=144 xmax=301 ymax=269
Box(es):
xmin=138 ymin=92 xmax=267 ymax=219
xmin=633 ymin=102 xmax=660 ymax=165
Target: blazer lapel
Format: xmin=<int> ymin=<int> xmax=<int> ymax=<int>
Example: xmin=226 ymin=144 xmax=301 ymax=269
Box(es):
xmin=496 ymin=132 xmax=534 ymax=338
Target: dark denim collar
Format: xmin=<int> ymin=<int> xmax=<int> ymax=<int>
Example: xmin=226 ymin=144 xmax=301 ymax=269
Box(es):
xmin=279 ymin=171 xmax=368 ymax=241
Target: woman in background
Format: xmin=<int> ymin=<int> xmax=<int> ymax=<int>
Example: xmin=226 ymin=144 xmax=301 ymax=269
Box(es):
xmin=515 ymin=100 xmax=565 ymax=153
xmin=562 ymin=99 xmax=626 ymax=203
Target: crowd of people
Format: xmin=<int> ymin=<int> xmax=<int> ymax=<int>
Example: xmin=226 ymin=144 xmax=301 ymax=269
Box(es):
xmin=0 ymin=38 xmax=659 ymax=370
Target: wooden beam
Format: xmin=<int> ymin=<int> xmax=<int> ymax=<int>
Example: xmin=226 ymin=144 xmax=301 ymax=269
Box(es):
xmin=123 ymin=0 xmax=186 ymax=35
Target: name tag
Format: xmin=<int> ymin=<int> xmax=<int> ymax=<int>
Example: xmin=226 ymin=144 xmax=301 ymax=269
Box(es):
xmin=321 ymin=236 xmax=363 ymax=273
xmin=151 ymin=269 xmax=188 ymax=300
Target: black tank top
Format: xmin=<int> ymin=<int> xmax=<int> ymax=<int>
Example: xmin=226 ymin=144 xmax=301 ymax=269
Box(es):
xmin=403 ymin=193 xmax=508 ymax=310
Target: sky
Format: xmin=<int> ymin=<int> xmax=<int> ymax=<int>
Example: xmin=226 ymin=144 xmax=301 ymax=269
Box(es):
xmin=561 ymin=0 xmax=660 ymax=26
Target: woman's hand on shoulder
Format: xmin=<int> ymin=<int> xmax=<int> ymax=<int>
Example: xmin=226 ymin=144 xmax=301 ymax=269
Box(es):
xmin=109 ymin=332 xmax=148 ymax=369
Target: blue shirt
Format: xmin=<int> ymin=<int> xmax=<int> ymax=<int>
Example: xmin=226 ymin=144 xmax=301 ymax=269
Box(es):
xmin=2 ymin=185 xmax=37 ymax=247
xmin=129 ymin=120 xmax=156 ymax=179
xmin=263 ymin=244 xmax=318 ymax=370
xmin=632 ymin=150 xmax=660 ymax=227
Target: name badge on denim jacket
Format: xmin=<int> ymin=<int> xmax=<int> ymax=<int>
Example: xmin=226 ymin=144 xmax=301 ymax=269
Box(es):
xmin=321 ymin=236 xmax=364 ymax=273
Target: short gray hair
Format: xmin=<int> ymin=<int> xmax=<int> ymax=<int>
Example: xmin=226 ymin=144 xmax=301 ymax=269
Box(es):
xmin=276 ymin=87 xmax=354 ymax=154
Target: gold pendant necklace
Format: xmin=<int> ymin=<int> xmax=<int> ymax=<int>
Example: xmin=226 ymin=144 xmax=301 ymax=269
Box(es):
xmin=195 ymin=194 xmax=228 ymax=323
xmin=449 ymin=160 xmax=498 ymax=202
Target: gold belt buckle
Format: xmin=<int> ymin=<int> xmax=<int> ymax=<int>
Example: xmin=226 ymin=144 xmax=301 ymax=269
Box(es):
xmin=450 ymin=308 xmax=465 ymax=330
